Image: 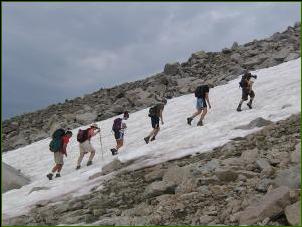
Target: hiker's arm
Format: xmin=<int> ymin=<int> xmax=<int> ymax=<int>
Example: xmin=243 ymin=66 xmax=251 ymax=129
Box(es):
xmin=205 ymin=93 xmax=211 ymax=109
xmin=248 ymin=80 xmax=254 ymax=92
xmin=62 ymin=143 xmax=68 ymax=157
xmin=92 ymin=128 xmax=101 ymax=136
xmin=160 ymin=109 xmax=164 ymax=124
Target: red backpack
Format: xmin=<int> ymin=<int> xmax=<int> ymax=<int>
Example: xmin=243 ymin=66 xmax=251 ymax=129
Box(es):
xmin=77 ymin=129 xmax=89 ymax=143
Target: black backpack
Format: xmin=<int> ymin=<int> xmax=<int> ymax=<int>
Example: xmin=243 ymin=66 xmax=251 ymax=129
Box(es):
xmin=195 ymin=86 xmax=205 ymax=98
xmin=112 ymin=118 xmax=122 ymax=131
xmin=239 ymin=74 xmax=249 ymax=88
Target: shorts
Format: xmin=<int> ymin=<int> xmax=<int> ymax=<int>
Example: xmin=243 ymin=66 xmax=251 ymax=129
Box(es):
xmin=151 ymin=116 xmax=160 ymax=129
xmin=114 ymin=130 xmax=124 ymax=140
xmin=54 ymin=151 xmax=64 ymax=165
xmin=79 ymin=140 xmax=95 ymax=154
xmin=242 ymin=89 xmax=255 ymax=101
xmin=196 ymin=98 xmax=207 ymax=110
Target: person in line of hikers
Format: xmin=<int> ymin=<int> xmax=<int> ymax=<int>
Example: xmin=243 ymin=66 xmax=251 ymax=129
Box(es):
xmin=76 ymin=123 xmax=100 ymax=170
xmin=237 ymin=70 xmax=257 ymax=112
xmin=144 ymin=99 xmax=167 ymax=144
xmin=187 ymin=83 xmax=213 ymax=126
xmin=110 ymin=111 xmax=129 ymax=155
xmin=47 ymin=129 xmax=73 ymax=180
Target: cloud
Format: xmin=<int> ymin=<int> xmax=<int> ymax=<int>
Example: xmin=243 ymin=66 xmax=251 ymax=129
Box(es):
xmin=3 ymin=2 xmax=301 ymax=119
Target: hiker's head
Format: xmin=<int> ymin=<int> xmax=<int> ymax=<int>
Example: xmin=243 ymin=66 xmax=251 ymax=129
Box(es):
xmin=65 ymin=130 xmax=73 ymax=138
xmin=123 ymin=111 xmax=129 ymax=120
xmin=90 ymin=123 xmax=99 ymax=129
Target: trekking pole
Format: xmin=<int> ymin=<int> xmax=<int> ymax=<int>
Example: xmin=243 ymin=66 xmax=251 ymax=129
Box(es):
xmin=99 ymin=125 xmax=104 ymax=159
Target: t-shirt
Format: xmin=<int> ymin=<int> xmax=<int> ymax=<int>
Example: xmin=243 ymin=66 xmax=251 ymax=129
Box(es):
xmin=60 ymin=135 xmax=70 ymax=154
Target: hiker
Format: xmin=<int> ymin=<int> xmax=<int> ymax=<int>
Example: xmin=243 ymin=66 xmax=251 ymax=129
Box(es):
xmin=110 ymin=111 xmax=129 ymax=155
xmin=187 ymin=84 xmax=213 ymax=126
xmin=237 ymin=71 xmax=257 ymax=111
xmin=76 ymin=123 xmax=100 ymax=169
xmin=47 ymin=129 xmax=73 ymax=180
xmin=144 ymin=99 xmax=167 ymax=144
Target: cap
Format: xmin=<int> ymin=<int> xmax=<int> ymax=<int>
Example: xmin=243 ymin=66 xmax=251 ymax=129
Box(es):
xmin=91 ymin=123 xmax=98 ymax=128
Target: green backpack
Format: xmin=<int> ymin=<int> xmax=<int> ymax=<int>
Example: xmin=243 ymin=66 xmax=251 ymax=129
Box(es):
xmin=49 ymin=128 xmax=65 ymax=152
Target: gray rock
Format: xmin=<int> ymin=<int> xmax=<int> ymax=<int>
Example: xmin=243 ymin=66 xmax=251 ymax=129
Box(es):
xmin=215 ymin=168 xmax=238 ymax=182
xmin=273 ymin=165 xmax=300 ymax=189
xmin=164 ymin=62 xmax=181 ymax=75
xmin=235 ymin=117 xmax=273 ymax=130
xmin=143 ymin=181 xmax=176 ymax=198
xmin=285 ymin=52 xmax=300 ymax=62
xmin=100 ymin=159 xmax=124 ymax=176
xmin=75 ymin=112 xmax=97 ymax=125
xmin=144 ymin=168 xmax=164 ymax=183
xmin=285 ymin=201 xmax=301 ymax=226
xmin=162 ymin=165 xmax=193 ymax=185
xmin=290 ymin=142 xmax=301 ymax=163
xmin=3 ymin=162 xmax=30 ymax=193
xmin=241 ymin=148 xmax=259 ymax=163
xmin=231 ymin=42 xmax=239 ymax=49
xmin=256 ymin=178 xmax=272 ymax=192
xmin=239 ymin=186 xmax=291 ymax=225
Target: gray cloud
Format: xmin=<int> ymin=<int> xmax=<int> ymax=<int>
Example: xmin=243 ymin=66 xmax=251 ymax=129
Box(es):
xmin=3 ymin=2 xmax=301 ymax=119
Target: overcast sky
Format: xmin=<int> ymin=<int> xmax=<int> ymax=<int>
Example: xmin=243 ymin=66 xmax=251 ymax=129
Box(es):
xmin=3 ymin=2 xmax=301 ymax=119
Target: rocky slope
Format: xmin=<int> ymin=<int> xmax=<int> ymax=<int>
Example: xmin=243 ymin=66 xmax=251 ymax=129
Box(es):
xmin=5 ymin=114 xmax=300 ymax=226
xmin=3 ymin=23 xmax=300 ymax=152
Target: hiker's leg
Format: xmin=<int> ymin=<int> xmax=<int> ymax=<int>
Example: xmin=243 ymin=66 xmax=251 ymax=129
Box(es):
xmin=52 ymin=164 xmax=59 ymax=173
xmin=77 ymin=152 xmax=85 ymax=166
xmin=152 ymin=127 xmax=160 ymax=138
xmin=191 ymin=109 xmax=202 ymax=118
xmin=57 ymin=164 xmax=63 ymax=173
xmin=88 ymin=143 xmax=96 ymax=162
xmin=249 ymin=90 xmax=255 ymax=104
xmin=199 ymin=107 xmax=208 ymax=121
xmin=116 ymin=139 xmax=123 ymax=150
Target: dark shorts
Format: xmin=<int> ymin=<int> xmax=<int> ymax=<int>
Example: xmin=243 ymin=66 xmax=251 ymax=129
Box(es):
xmin=242 ymin=89 xmax=255 ymax=101
xmin=196 ymin=98 xmax=207 ymax=110
xmin=114 ymin=130 xmax=124 ymax=140
xmin=151 ymin=116 xmax=160 ymax=129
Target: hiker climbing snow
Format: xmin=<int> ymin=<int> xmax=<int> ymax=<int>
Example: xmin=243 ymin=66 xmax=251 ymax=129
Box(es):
xmin=144 ymin=99 xmax=167 ymax=144
xmin=237 ymin=71 xmax=257 ymax=111
xmin=187 ymin=84 xmax=213 ymax=126
xmin=76 ymin=123 xmax=100 ymax=169
xmin=110 ymin=111 xmax=129 ymax=155
xmin=47 ymin=129 xmax=72 ymax=180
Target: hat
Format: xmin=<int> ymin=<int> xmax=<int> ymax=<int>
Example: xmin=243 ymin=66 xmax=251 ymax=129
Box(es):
xmin=91 ymin=123 xmax=98 ymax=128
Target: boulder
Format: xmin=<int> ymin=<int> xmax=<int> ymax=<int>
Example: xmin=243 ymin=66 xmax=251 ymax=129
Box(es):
xmin=241 ymin=148 xmax=259 ymax=163
xmin=239 ymin=186 xmax=291 ymax=225
xmin=285 ymin=52 xmax=300 ymax=62
xmin=290 ymin=142 xmax=301 ymax=163
xmin=164 ymin=62 xmax=181 ymax=75
xmin=101 ymin=159 xmax=124 ymax=176
xmin=162 ymin=165 xmax=193 ymax=185
xmin=3 ymin=162 xmax=30 ymax=193
xmin=235 ymin=117 xmax=273 ymax=130
xmin=285 ymin=201 xmax=301 ymax=226
xmin=215 ymin=168 xmax=238 ymax=182
xmin=143 ymin=181 xmax=176 ymax=198
xmin=273 ymin=165 xmax=300 ymax=189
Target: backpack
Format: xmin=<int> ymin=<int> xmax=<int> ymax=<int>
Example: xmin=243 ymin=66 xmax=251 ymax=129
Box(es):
xmin=49 ymin=128 xmax=65 ymax=152
xmin=112 ymin=118 xmax=122 ymax=132
xmin=149 ymin=106 xmax=157 ymax=117
xmin=77 ymin=129 xmax=89 ymax=143
xmin=239 ymin=73 xmax=251 ymax=88
xmin=195 ymin=86 xmax=205 ymax=98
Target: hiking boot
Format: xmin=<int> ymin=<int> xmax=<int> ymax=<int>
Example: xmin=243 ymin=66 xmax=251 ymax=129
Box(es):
xmin=76 ymin=165 xmax=81 ymax=170
xmin=46 ymin=173 xmax=53 ymax=180
xmin=144 ymin=136 xmax=150 ymax=144
xmin=187 ymin=117 xmax=193 ymax=125
xmin=55 ymin=173 xmax=61 ymax=178
xmin=150 ymin=137 xmax=156 ymax=141
xmin=247 ymin=102 xmax=252 ymax=109
xmin=237 ymin=104 xmax=242 ymax=112
xmin=110 ymin=148 xmax=118 ymax=156
xmin=197 ymin=120 xmax=203 ymax=126
xmin=87 ymin=161 xmax=93 ymax=166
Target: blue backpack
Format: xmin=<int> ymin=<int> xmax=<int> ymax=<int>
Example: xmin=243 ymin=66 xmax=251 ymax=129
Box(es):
xmin=49 ymin=128 xmax=65 ymax=152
